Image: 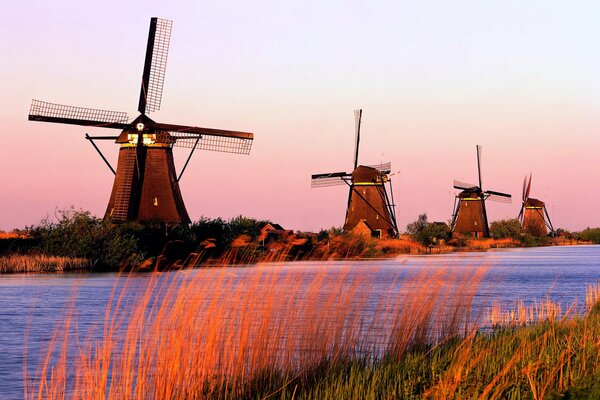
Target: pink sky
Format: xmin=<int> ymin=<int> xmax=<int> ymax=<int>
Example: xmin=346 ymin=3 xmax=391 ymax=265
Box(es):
xmin=1 ymin=1 xmax=599 ymax=232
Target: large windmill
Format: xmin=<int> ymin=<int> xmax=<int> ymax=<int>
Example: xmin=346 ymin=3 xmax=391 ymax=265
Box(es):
xmin=518 ymin=174 xmax=554 ymax=236
xmin=311 ymin=110 xmax=398 ymax=238
xmin=451 ymin=145 xmax=511 ymax=238
xmin=28 ymin=18 xmax=253 ymax=223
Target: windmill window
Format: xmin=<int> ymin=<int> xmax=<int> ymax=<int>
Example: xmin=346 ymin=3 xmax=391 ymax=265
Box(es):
xmin=153 ymin=197 xmax=158 ymax=206
xmin=376 ymin=214 xmax=379 ymax=220
xmin=362 ymin=189 xmax=366 ymax=195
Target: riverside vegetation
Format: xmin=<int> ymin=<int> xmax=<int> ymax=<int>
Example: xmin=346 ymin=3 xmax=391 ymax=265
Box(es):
xmin=0 ymin=208 xmax=596 ymax=273
xmin=25 ymin=267 xmax=600 ymax=399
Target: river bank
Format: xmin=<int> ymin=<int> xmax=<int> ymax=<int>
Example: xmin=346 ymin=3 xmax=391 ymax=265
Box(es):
xmin=0 ymin=233 xmax=592 ymax=274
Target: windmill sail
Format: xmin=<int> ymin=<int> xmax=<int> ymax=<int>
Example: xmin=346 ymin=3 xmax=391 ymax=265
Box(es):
xmin=453 ymin=179 xmax=478 ymax=191
xmin=353 ymin=109 xmax=362 ymax=170
xmin=310 ymin=171 xmax=350 ymax=188
xmin=476 ymin=144 xmax=483 ymax=189
xmin=168 ymin=132 xmax=253 ymax=155
xmin=138 ymin=18 xmax=172 ymax=114
xmin=29 ymin=99 xmax=129 ymax=129
xmin=366 ymin=161 xmax=391 ymax=174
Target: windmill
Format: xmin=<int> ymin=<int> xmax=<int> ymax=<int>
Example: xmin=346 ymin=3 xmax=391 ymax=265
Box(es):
xmin=311 ymin=110 xmax=398 ymax=238
xmin=28 ymin=18 xmax=253 ymax=224
xmin=518 ymin=174 xmax=554 ymax=236
xmin=451 ymin=145 xmax=511 ymax=238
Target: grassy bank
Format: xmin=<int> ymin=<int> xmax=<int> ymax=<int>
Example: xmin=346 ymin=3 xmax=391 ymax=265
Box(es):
xmin=1 ymin=209 xmax=595 ymax=272
xmin=0 ymin=254 xmax=90 ymax=273
xmin=26 ymin=268 xmax=600 ymax=399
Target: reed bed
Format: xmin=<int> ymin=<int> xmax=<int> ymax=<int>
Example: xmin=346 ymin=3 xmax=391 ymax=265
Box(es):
xmin=464 ymin=237 xmax=520 ymax=251
xmin=485 ymin=298 xmax=566 ymax=327
xmin=0 ymin=254 xmax=90 ymax=273
xmin=24 ymin=268 xmax=600 ymax=399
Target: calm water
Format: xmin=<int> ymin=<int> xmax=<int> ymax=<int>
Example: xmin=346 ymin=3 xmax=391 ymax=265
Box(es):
xmin=1 ymin=245 xmax=599 ymax=399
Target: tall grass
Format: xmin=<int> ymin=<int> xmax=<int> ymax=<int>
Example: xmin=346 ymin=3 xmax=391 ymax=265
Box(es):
xmin=0 ymin=254 xmax=90 ymax=273
xmin=24 ymin=266 xmax=600 ymax=399
xmin=464 ymin=237 xmax=520 ymax=251
xmin=25 ymin=267 xmax=482 ymax=399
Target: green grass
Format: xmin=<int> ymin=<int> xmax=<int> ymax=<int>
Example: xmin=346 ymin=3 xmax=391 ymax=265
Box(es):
xmin=248 ymin=308 xmax=600 ymax=399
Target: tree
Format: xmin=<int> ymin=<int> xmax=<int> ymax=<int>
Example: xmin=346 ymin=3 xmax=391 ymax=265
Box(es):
xmin=577 ymin=227 xmax=600 ymax=244
xmin=489 ymin=219 xmax=523 ymax=240
xmin=406 ymin=214 xmax=451 ymax=248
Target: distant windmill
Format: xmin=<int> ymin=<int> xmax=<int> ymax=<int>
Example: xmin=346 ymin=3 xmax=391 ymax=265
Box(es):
xmin=451 ymin=145 xmax=511 ymax=238
xmin=311 ymin=110 xmax=398 ymax=238
xmin=28 ymin=18 xmax=253 ymax=223
xmin=518 ymin=174 xmax=554 ymax=236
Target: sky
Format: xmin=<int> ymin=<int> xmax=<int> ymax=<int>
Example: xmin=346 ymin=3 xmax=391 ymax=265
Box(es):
xmin=1 ymin=1 xmax=599 ymax=232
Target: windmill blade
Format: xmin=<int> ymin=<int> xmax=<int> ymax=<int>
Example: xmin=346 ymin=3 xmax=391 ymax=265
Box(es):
xmin=366 ymin=161 xmax=391 ymax=174
xmin=312 ymin=171 xmax=350 ymax=179
xmin=487 ymin=194 xmax=512 ymax=204
xmin=453 ymin=179 xmax=478 ymax=191
xmin=311 ymin=171 xmax=350 ymax=188
xmin=167 ymin=131 xmax=253 ymax=155
xmin=485 ymin=190 xmax=512 ymax=204
xmin=138 ymin=18 xmax=172 ymax=114
xmin=476 ymin=145 xmax=483 ymax=189
xmin=28 ymin=99 xmax=129 ymax=129
xmin=525 ymin=172 xmax=532 ymax=201
xmin=518 ymin=205 xmax=524 ymax=221
xmin=522 ymin=175 xmax=528 ymax=202
xmin=155 ymin=122 xmax=253 ymax=139
xmin=353 ymin=109 xmax=362 ymax=170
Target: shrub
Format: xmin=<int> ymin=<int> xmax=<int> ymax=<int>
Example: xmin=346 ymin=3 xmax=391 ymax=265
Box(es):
xmin=406 ymin=214 xmax=451 ymax=248
xmin=576 ymin=227 xmax=600 ymax=244
xmin=489 ymin=218 xmax=523 ymax=240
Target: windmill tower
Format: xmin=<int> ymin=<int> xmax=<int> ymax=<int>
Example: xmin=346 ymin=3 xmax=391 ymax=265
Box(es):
xmin=518 ymin=174 xmax=554 ymax=236
xmin=28 ymin=18 xmax=253 ymax=224
xmin=311 ymin=110 xmax=398 ymax=238
xmin=451 ymin=145 xmax=511 ymax=238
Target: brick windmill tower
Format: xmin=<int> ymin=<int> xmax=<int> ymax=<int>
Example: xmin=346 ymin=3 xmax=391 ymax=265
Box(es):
xmin=518 ymin=173 xmax=554 ymax=236
xmin=311 ymin=110 xmax=398 ymax=238
xmin=29 ymin=18 xmax=253 ymax=223
xmin=451 ymin=145 xmax=511 ymax=238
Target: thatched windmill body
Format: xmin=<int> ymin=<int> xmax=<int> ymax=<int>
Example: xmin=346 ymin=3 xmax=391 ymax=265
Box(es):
xmin=451 ymin=146 xmax=511 ymax=238
xmin=311 ymin=110 xmax=398 ymax=238
xmin=29 ymin=18 xmax=253 ymax=223
xmin=518 ymin=174 xmax=554 ymax=236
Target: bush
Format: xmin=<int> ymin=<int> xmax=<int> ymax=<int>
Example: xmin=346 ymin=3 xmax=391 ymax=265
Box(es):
xmin=576 ymin=227 xmax=600 ymax=244
xmin=23 ymin=208 xmax=280 ymax=269
xmin=406 ymin=214 xmax=450 ymax=248
xmin=489 ymin=218 xmax=523 ymax=240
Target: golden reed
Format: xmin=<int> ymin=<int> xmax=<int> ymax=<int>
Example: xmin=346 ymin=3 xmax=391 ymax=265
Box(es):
xmin=25 ymin=266 xmax=484 ymax=399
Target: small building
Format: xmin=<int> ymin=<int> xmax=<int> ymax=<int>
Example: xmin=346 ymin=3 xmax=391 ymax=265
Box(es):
xmin=350 ymin=219 xmax=385 ymax=238
xmin=258 ymin=223 xmax=293 ymax=246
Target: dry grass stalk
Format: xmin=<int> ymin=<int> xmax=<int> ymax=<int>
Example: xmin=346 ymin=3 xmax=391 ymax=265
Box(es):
xmin=464 ymin=238 xmax=519 ymax=251
xmin=486 ymin=298 xmax=564 ymax=327
xmin=586 ymin=281 xmax=600 ymax=312
xmin=0 ymin=254 xmax=90 ymax=273
xmin=26 ymin=266 xmax=484 ymax=399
